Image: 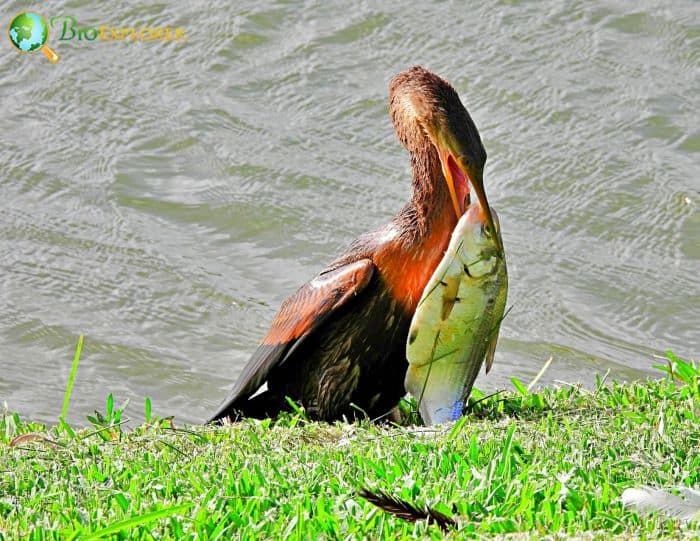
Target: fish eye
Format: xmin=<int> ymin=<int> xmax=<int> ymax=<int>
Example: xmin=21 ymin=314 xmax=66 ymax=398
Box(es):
xmin=482 ymin=223 xmax=492 ymax=238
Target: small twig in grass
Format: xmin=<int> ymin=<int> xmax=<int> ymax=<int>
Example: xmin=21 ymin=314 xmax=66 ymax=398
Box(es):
xmin=80 ymin=419 xmax=131 ymax=440
xmin=7 ymin=448 xmax=68 ymax=461
xmin=553 ymin=380 xmax=588 ymax=392
xmin=159 ymin=425 xmax=210 ymax=444
xmin=527 ymin=356 xmax=553 ymax=392
xmin=346 ymin=402 xmax=372 ymax=422
xmin=464 ymin=389 xmax=506 ymax=413
xmin=161 ymin=426 xmax=202 ymax=437
xmin=357 ymin=427 xmax=442 ymax=443
xmin=9 ymin=433 xmax=65 ymax=448
xmin=369 ymin=408 xmax=395 ymax=423
xmin=157 ymin=439 xmax=188 ymax=458
xmin=8 ymin=446 xmax=52 ymax=455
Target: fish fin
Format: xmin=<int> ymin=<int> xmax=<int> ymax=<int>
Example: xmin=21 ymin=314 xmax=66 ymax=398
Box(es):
xmin=484 ymin=327 xmax=500 ymax=374
xmin=484 ymin=304 xmax=513 ymax=374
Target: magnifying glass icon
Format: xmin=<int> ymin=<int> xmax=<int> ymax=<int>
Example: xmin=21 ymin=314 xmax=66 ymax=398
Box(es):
xmin=8 ymin=12 xmax=59 ymax=63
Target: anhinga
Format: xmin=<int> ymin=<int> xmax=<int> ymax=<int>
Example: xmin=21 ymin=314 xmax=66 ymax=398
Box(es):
xmin=210 ymin=66 xmax=497 ymax=423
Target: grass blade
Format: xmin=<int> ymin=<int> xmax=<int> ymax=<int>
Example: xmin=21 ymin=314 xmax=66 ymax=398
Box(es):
xmin=61 ymin=335 xmax=84 ymax=422
xmin=145 ymin=397 xmax=152 ymax=424
xmin=511 ymin=377 xmax=529 ymax=396
xmin=80 ymin=502 xmax=192 ymax=539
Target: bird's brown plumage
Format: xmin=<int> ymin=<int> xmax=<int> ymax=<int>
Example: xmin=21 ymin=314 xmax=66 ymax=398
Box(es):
xmin=209 ymin=66 xmax=488 ymax=423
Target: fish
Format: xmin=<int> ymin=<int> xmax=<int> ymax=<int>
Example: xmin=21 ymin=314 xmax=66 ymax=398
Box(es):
xmin=405 ymin=203 xmax=508 ymax=425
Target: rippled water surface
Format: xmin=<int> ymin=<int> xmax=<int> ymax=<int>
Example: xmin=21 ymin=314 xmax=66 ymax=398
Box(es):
xmin=1 ymin=1 xmax=698 ymax=425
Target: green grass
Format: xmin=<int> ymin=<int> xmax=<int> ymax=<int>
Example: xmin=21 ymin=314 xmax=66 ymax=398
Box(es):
xmin=0 ymin=350 xmax=698 ymax=540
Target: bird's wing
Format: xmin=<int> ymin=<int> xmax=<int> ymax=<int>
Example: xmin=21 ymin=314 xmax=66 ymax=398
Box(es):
xmin=209 ymin=258 xmax=375 ymax=421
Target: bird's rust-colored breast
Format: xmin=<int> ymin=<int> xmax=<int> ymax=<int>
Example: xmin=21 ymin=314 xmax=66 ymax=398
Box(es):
xmin=374 ymin=218 xmax=455 ymax=314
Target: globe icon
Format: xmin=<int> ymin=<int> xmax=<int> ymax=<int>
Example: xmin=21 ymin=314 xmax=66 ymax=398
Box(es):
xmin=8 ymin=12 xmax=59 ymax=63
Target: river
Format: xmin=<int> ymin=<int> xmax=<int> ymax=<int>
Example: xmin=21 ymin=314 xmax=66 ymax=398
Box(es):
xmin=1 ymin=0 xmax=698 ymax=425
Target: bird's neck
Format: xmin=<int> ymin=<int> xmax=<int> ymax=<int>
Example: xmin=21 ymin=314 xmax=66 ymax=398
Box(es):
xmin=376 ymin=145 xmax=458 ymax=314
xmin=407 ymin=144 xmax=457 ymax=237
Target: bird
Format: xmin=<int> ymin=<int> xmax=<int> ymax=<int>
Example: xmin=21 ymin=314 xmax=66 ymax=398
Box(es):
xmin=209 ymin=65 xmax=498 ymax=423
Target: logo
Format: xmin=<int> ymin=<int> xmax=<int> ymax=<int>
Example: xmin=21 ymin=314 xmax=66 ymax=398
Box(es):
xmin=8 ymin=12 xmax=59 ymax=63
xmin=50 ymin=16 xmax=186 ymax=43
xmin=8 ymin=13 xmax=186 ymax=63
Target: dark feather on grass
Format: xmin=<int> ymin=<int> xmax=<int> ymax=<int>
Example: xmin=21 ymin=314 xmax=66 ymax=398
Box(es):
xmin=358 ymin=488 xmax=457 ymax=532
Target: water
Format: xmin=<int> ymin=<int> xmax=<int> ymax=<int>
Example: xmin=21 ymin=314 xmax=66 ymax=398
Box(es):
xmin=0 ymin=1 xmax=698 ymax=425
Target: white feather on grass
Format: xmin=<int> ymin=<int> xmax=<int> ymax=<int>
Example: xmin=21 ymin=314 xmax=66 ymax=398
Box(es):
xmin=620 ymin=486 xmax=700 ymax=523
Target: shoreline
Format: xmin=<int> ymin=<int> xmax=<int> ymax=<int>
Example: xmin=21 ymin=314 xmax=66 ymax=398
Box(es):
xmin=1 ymin=353 xmax=697 ymax=539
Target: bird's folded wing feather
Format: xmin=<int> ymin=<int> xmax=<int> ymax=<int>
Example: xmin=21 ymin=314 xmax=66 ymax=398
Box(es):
xmin=209 ymin=258 xmax=374 ymax=421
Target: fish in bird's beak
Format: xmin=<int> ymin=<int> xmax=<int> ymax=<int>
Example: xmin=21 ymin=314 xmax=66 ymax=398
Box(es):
xmin=437 ymin=149 xmax=503 ymax=253
xmin=405 ymin=203 xmax=508 ymax=425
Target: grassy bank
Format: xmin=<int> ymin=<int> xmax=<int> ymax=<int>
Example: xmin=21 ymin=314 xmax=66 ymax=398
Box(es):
xmin=1 ymin=353 xmax=698 ymax=540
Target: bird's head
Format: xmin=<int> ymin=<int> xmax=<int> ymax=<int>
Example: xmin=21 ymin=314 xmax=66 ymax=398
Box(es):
xmin=389 ymin=66 xmax=499 ymax=248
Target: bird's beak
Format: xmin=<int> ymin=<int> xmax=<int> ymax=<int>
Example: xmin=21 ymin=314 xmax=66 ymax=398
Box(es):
xmin=438 ymin=150 xmax=502 ymax=253
xmin=437 ymin=149 xmax=469 ymax=219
